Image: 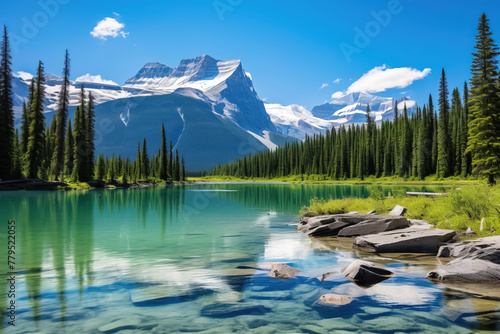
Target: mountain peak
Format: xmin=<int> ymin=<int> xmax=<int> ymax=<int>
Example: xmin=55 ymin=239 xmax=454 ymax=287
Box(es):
xmin=124 ymin=62 xmax=174 ymax=85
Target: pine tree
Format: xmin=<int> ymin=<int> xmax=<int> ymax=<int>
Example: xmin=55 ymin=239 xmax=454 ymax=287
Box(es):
xmin=136 ymin=143 xmax=142 ymax=181
xmin=11 ymin=129 xmax=22 ymax=179
xmin=51 ymin=50 xmax=70 ymax=179
xmin=462 ymin=82 xmax=471 ymax=176
xmin=167 ymin=141 xmax=173 ymax=181
xmin=173 ymin=150 xmax=180 ymax=181
xmin=86 ymin=92 xmax=96 ymax=180
xmin=160 ymin=123 xmax=168 ymax=180
xmin=95 ymin=154 xmax=105 ymax=181
xmin=20 ymin=102 xmax=29 ymax=155
xmin=437 ymin=68 xmax=452 ymax=178
xmin=64 ymin=119 xmax=74 ymax=177
xmin=0 ymin=26 xmax=14 ymax=180
xmin=181 ymin=156 xmax=186 ymax=181
xmin=142 ymin=139 xmax=149 ymax=180
xmin=25 ymin=61 xmax=46 ymax=179
xmin=467 ymin=13 xmax=500 ymax=185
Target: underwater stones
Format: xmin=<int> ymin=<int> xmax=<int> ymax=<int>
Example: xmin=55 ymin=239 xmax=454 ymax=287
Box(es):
xmin=299 ymin=324 xmax=329 ymax=334
xmin=98 ymin=318 xmax=141 ymax=333
xmin=318 ymin=293 xmax=353 ymax=305
xmin=200 ymin=302 xmax=271 ymax=318
xmin=267 ymin=263 xmax=300 ymax=280
xmin=342 ymin=259 xmax=394 ymax=287
xmin=361 ymin=316 xmax=423 ymax=333
xmin=354 ymin=228 xmax=456 ymax=253
xmin=129 ymin=285 xmax=202 ymax=306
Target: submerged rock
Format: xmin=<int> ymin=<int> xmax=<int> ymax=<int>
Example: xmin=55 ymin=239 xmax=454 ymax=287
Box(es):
xmin=200 ymin=302 xmax=271 ymax=318
xmin=354 ymin=228 xmax=456 ymax=253
xmin=130 ymin=285 xmax=203 ymax=306
xmin=268 ymin=263 xmax=300 ymax=280
xmin=319 ymin=293 xmax=353 ymax=305
xmin=341 ymin=259 xmax=393 ymax=287
xmin=98 ymin=318 xmax=141 ymax=333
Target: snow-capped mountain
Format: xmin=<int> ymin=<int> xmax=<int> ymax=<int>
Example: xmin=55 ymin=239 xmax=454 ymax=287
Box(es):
xmin=12 ymin=56 xmax=418 ymax=170
xmin=311 ymin=92 xmax=417 ymax=124
xmin=12 ymin=55 xmax=290 ymax=171
xmin=265 ymin=103 xmax=337 ymax=140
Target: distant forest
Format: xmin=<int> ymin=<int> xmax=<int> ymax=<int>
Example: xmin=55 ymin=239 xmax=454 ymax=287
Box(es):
xmin=211 ymin=14 xmax=500 ymax=185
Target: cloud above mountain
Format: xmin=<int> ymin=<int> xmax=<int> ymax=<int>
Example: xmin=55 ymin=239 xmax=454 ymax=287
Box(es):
xmin=75 ymin=74 xmax=118 ymax=85
xmin=90 ymin=17 xmax=129 ymax=40
xmin=331 ymin=65 xmax=431 ymax=99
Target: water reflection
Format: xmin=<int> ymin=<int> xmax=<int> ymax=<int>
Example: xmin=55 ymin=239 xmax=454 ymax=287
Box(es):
xmin=0 ymin=183 xmax=496 ymax=333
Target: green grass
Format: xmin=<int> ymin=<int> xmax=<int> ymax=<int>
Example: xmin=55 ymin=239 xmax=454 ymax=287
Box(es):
xmin=300 ymin=184 xmax=500 ymax=237
xmin=191 ymin=174 xmax=482 ymax=185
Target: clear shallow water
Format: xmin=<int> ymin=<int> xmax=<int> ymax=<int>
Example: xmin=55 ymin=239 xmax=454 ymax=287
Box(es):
xmin=0 ymin=183 xmax=498 ymax=333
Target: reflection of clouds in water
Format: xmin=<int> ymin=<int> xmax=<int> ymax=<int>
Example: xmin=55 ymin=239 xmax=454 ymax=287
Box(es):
xmin=264 ymin=233 xmax=312 ymax=260
xmin=90 ymin=251 xmax=231 ymax=292
xmin=368 ymin=284 xmax=437 ymax=305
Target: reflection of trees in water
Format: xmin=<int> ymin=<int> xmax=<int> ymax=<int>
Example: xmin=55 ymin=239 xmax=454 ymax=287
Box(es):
xmin=4 ymin=191 xmax=95 ymax=327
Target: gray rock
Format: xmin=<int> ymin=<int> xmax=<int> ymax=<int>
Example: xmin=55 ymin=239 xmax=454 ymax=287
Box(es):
xmin=388 ymin=205 xmax=407 ymax=216
xmin=98 ymin=318 xmax=141 ymax=333
xmin=298 ymin=213 xmax=410 ymax=237
xmin=318 ymin=293 xmax=353 ymax=305
xmin=466 ymin=227 xmax=476 ymax=236
xmin=200 ymin=302 xmax=271 ymax=318
xmin=299 ymin=324 xmax=328 ymax=334
xmin=429 ymin=236 xmax=500 ymax=283
xmin=268 ymin=263 xmax=300 ymax=280
xmin=337 ymin=216 xmax=409 ymax=237
xmin=408 ymin=219 xmax=434 ymax=230
xmin=437 ymin=236 xmax=500 ymax=258
xmin=354 ymin=228 xmax=456 ymax=253
xmin=341 ymin=259 xmax=394 ymax=287
xmin=367 ymin=210 xmax=376 ymax=215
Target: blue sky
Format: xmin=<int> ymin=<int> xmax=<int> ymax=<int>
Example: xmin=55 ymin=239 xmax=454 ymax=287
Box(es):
xmin=1 ymin=0 xmax=499 ymax=109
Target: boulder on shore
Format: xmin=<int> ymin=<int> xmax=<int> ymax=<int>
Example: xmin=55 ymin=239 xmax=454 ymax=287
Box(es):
xmin=354 ymin=228 xmax=456 ymax=253
xmin=388 ymin=205 xmax=407 ymax=216
xmin=298 ymin=213 xmax=410 ymax=238
xmin=428 ymin=236 xmax=500 ymax=283
xmin=341 ymin=259 xmax=394 ymax=287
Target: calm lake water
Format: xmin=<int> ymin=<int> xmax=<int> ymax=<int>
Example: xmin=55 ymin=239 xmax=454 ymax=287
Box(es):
xmin=1 ymin=183 xmax=499 ymax=333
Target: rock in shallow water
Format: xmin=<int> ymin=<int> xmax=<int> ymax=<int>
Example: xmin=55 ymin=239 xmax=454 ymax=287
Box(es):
xmin=428 ymin=236 xmax=500 ymax=283
xmin=98 ymin=318 xmax=141 ymax=333
xmin=341 ymin=259 xmax=394 ymax=287
xmin=200 ymin=302 xmax=271 ymax=318
xmin=354 ymin=228 xmax=456 ymax=253
xmin=319 ymin=293 xmax=353 ymax=305
xmin=267 ymin=263 xmax=300 ymax=280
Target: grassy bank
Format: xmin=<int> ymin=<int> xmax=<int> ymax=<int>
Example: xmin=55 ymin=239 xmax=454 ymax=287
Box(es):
xmin=191 ymin=174 xmax=482 ymax=185
xmin=300 ymin=184 xmax=500 ymax=237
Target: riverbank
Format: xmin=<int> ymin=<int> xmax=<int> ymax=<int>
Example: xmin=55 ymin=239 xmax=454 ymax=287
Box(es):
xmin=192 ymin=175 xmax=483 ymax=186
xmin=0 ymin=178 xmax=191 ymax=191
xmin=300 ymin=184 xmax=500 ymax=238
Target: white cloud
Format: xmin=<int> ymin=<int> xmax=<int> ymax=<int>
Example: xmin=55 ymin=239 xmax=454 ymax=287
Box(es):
xmin=75 ymin=74 xmax=118 ymax=86
xmin=346 ymin=65 xmax=431 ymax=94
xmin=331 ymin=65 xmax=430 ymax=100
xmin=333 ymin=78 xmax=342 ymax=84
xmin=331 ymin=91 xmax=345 ymax=99
xmin=320 ymin=83 xmax=328 ymax=89
xmin=90 ymin=17 xmax=129 ymax=40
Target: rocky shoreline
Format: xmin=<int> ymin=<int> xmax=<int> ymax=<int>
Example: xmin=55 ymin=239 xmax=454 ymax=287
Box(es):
xmin=297 ymin=206 xmax=500 ymax=290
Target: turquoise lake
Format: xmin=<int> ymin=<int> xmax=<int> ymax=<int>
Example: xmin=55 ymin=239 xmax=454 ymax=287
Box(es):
xmin=1 ymin=183 xmax=499 ymax=333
